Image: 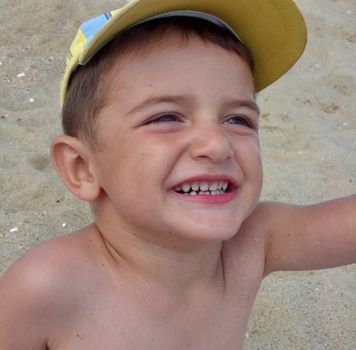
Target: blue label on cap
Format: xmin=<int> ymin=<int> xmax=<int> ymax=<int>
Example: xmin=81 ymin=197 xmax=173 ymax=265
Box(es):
xmin=81 ymin=12 xmax=112 ymax=47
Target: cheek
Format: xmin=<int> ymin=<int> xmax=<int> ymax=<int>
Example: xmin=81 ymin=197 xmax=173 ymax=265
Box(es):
xmin=235 ymin=137 xmax=261 ymax=166
xmin=236 ymin=138 xmax=263 ymax=186
xmin=249 ymin=144 xmax=263 ymax=182
xmin=103 ymin=139 xmax=171 ymax=192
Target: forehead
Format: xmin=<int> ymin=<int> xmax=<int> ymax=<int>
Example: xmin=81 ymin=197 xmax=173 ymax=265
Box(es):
xmin=101 ymin=31 xmax=255 ymax=110
xmin=101 ymin=29 xmax=254 ymax=102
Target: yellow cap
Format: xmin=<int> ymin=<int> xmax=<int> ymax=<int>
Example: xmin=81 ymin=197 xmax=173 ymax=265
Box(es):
xmin=61 ymin=0 xmax=307 ymax=106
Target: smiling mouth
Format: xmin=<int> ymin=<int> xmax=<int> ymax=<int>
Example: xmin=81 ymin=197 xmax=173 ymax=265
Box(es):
xmin=173 ymin=180 xmax=234 ymax=196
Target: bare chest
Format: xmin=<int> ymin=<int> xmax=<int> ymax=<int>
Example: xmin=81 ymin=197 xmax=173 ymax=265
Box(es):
xmin=49 ymin=233 xmax=265 ymax=350
xmin=51 ymin=273 xmax=261 ymax=350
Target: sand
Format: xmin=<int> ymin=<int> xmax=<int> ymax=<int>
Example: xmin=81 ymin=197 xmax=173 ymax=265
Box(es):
xmin=0 ymin=0 xmax=355 ymax=348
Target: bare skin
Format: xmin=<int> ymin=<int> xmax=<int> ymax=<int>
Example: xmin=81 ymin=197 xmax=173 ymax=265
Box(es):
xmin=0 ymin=32 xmax=355 ymax=350
xmin=0 ymin=222 xmax=263 ymax=349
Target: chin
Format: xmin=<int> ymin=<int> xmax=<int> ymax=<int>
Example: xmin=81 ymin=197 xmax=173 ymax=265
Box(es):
xmin=176 ymin=219 xmax=243 ymax=243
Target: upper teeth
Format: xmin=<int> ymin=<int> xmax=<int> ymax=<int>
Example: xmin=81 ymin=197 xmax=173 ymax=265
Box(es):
xmin=175 ymin=181 xmax=229 ymax=193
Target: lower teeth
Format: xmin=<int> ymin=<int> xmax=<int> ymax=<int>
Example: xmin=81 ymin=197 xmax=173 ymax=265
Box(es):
xmin=183 ymin=190 xmax=225 ymax=196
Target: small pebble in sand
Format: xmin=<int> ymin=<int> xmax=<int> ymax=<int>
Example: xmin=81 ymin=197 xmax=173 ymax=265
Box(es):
xmin=29 ymin=98 xmax=34 ymax=103
xmin=10 ymin=227 xmax=19 ymax=233
xmin=346 ymin=10 xmax=352 ymax=15
xmin=17 ymin=72 xmax=26 ymax=78
xmin=62 ymin=222 xmax=67 ymax=228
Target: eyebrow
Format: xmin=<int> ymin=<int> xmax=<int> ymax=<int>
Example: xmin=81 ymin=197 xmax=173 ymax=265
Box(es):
xmin=222 ymin=98 xmax=260 ymax=116
xmin=126 ymin=94 xmax=260 ymax=116
xmin=126 ymin=95 xmax=194 ymax=116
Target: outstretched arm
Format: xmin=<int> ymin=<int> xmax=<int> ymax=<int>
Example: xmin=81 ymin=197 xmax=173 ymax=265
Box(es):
xmin=262 ymin=195 xmax=356 ymax=276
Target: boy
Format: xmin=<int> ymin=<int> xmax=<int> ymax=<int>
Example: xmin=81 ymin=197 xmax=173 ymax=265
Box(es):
xmin=0 ymin=0 xmax=355 ymax=349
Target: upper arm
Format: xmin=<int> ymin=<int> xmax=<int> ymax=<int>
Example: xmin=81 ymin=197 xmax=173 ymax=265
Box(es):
xmin=0 ymin=231 xmax=96 ymax=349
xmin=0 ymin=256 xmax=51 ymax=349
xmin=262 ymin=195 xmax=356 ymax=275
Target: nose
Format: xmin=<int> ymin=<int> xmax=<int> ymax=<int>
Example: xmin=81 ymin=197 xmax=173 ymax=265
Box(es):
xmin=188 ymin=123 xmax=234 ymax=163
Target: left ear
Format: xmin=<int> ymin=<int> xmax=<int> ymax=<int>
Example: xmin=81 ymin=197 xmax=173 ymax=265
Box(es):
xmin=50 ymin=135 xmax=101 ymax=201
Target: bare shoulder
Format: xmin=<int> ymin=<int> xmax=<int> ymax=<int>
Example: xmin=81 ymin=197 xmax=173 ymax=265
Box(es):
xmin=222 ymin=202 xmax=272 ymax=281
xmin=222 ymin=200 xmax=314 ymax=277
xmin=227 ymin=201 xmax=275 ymax=249
xmin=0 ymin=225 xmax=101 ymax=349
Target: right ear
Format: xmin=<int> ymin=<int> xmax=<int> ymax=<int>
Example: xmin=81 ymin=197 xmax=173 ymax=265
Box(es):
xmin=50 ymin=135 xmax=101 ymax=201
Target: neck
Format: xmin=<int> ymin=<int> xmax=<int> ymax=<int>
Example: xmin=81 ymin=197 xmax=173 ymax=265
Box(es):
xmin=94 ymin=221 xmax=225 ymax=294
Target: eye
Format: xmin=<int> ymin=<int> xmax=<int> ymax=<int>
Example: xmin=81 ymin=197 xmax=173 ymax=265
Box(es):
xmin=144 ymin=113 xmax=181 ymax=125
xmin=223 ymin=115 xmax=255 ymax=129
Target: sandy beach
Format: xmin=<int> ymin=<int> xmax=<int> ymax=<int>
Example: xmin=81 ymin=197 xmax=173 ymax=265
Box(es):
xmin=0 ymin=0 xmax=355 ymax=348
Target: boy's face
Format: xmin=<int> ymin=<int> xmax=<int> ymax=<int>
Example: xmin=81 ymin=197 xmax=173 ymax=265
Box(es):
xmin=90 ymin=31 xmax=262 ymax=247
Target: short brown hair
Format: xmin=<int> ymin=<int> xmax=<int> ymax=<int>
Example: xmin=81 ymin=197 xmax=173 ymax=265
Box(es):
xmin=62 ymin=17 xmax=255 ymax=147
